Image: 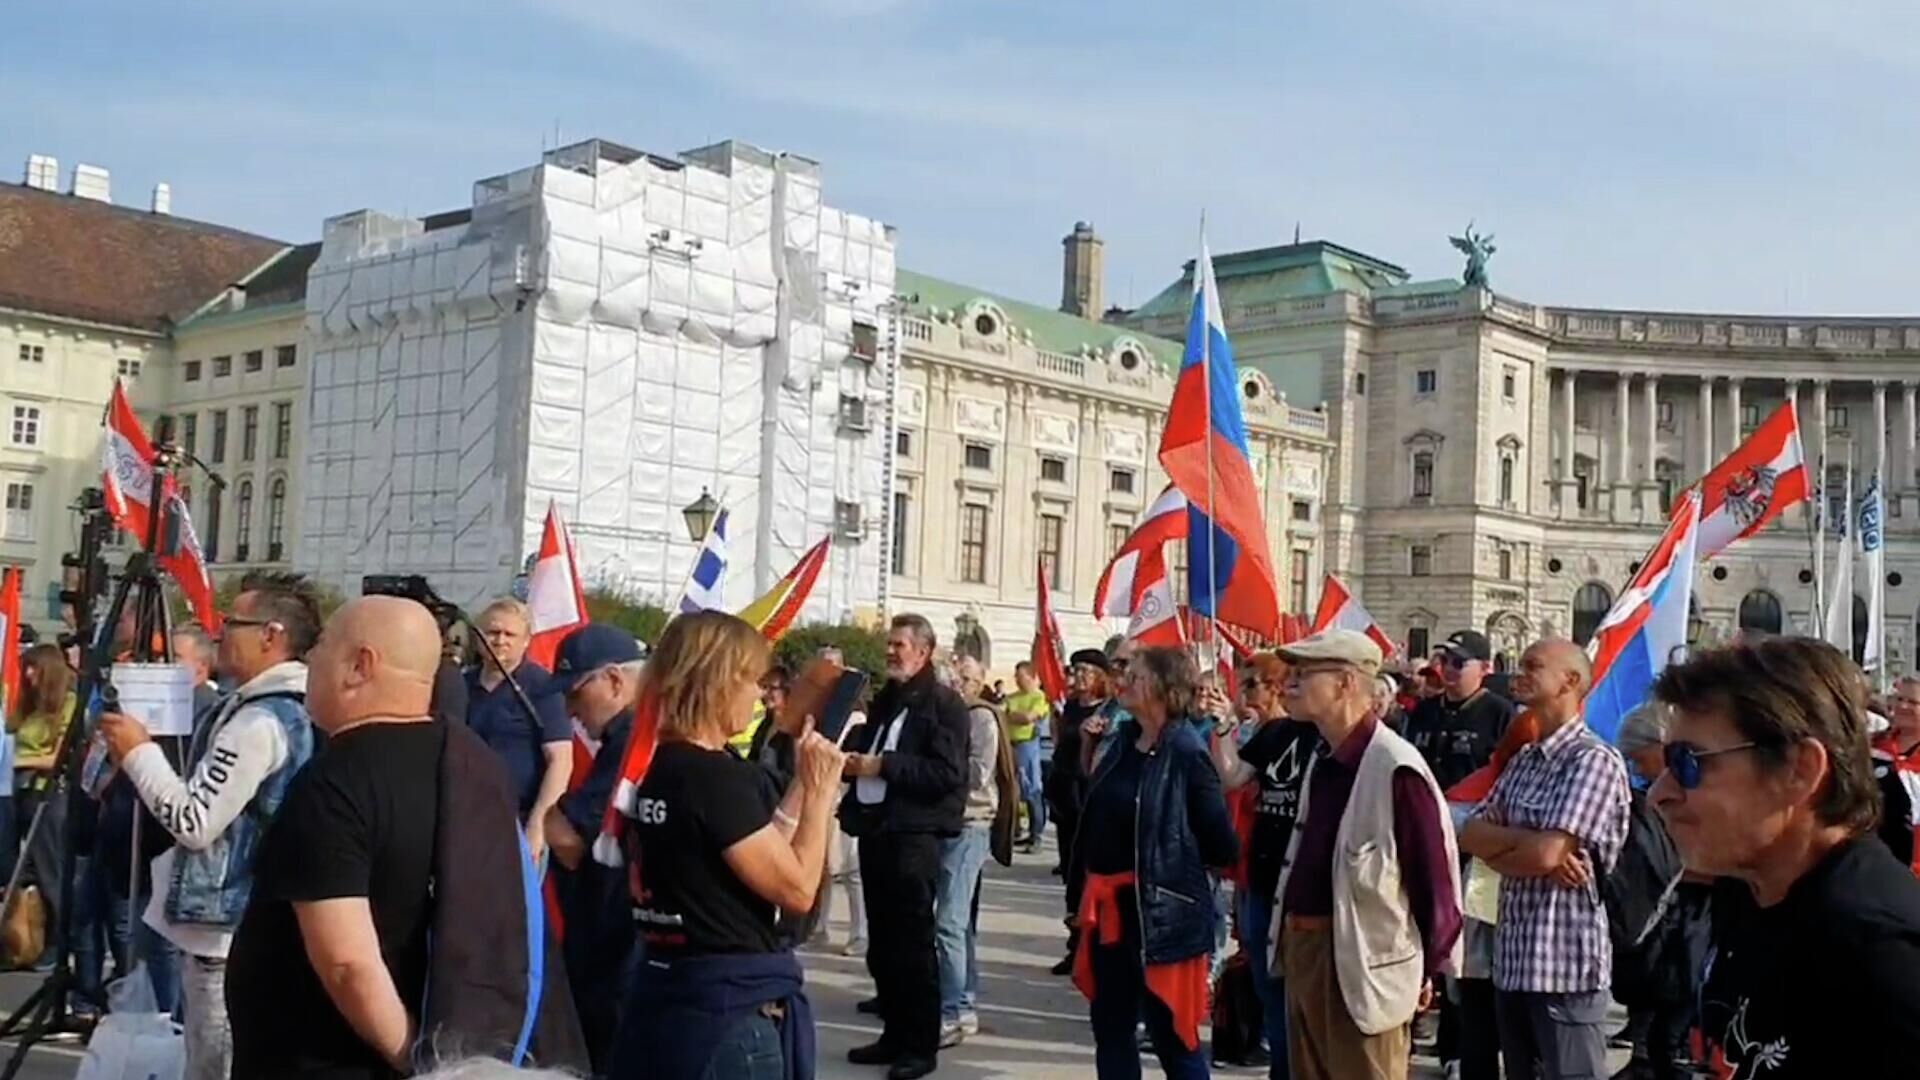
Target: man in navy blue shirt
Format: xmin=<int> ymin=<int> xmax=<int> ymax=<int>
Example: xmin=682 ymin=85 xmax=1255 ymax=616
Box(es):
xmin=466 ymin=598 xmax=575 ymax=865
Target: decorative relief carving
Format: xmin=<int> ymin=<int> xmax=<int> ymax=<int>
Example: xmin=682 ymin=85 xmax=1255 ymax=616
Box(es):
xmin=1284 ymin=458 xmax=1320 ymax=496
xmin=1030 ymin=412 xmax=1078 ymax=453
xmin=1102 ymin=426 xmax=1146 ymax=464
xmin=953 ymin=395 xmax=1004 ymax=439
xmin=897 ymin=384 xmax=926 ymax=424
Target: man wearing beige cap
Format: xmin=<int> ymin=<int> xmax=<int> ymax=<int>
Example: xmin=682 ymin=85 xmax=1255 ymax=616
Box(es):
xmin=1268 ymin=629 xmax=1464 ymax=1080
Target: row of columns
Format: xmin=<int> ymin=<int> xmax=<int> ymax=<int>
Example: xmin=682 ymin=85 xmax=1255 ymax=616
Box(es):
xmin=1553 ymin=370 xmax=1920 ymax=522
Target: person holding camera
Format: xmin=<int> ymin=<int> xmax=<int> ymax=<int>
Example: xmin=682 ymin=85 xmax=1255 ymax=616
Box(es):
xmin=98 ymin=571 xmax=322 ymax=1080
xmin=606 ymin=610 xmax=845 ymax=1080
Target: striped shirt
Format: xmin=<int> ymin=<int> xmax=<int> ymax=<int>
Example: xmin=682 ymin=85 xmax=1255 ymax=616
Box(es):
xmin=1479 ymin=718 xmax=1629 ymax=993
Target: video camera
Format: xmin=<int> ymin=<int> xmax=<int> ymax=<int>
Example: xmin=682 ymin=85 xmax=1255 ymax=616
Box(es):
xmin=361 ymin=574 xmax=464 ymax=633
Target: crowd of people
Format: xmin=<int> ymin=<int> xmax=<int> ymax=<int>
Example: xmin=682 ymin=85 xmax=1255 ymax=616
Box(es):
xmin=2 ymin=571 xmax=1915 ymax=1080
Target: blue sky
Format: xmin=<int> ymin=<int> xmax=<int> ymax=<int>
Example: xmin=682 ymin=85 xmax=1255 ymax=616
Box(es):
xmin=9 ymin=0 xmax=1920 ymax=315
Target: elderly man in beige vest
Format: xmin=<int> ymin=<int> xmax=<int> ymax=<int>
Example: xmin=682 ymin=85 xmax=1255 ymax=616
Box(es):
xmin=1270 ymin=629 xmax=1465 ymax=1080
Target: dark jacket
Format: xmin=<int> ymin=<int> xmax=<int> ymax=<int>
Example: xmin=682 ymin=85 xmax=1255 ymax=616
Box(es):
xmin=839 ymin=665 xmax=969 ymax=837
xmin=1079 ymin=720 xmax=1238 ymax=965
xmin=611 ymin=950 xmax=815 ymax=1080
xmin=415 ymin=721 xmax=590 ymax=1074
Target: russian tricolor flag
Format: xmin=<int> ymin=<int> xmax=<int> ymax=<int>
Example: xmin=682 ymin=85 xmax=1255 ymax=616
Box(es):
xmin=1584 ymin=488 xmax=1701 ymax=744
xmin=1157 ymin=239 xmax=1281 ymax=638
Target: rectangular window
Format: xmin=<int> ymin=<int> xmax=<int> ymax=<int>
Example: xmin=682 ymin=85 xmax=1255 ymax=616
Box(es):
xmin=9 ymin=406 xmax=40 ymax=448
xmin=276 ymin=344 xmax=297 ymax=369
xmin=1354 ymin=371 xmax=1367 ymax=396
xmin=964 ymin=444 xmax=992 ymax=471
xmin=1289 ymin=551 xmax=1310 ymax=614
xmin=895 ymin=429 xmax=912 ymax=457
xmin=1415 ymin=369 xmax=1437 ymax=395
xmin=1498 ymin=548 xmax=1513 ymax=581
xmin=182 ymin=414 xmax=198 ymax=456
xmin=1501 ymin=368 xmax=1516 ymax=400
xmin=3 ymin=482 xmax=32 ymax=541
xmin=959 ymin=504 xmax=989 ymax=583
xmin=1039 ymin=514 xmax=1065 ymax=589
xmin=1291 ymin=499 xmax=1312 ymax=522
xmin=851 ymin=322 xmax=878 ymax=361
xmin=117 ymin=357 xmax=141 ymax=379
xmin=1407 ymin=627 xmax=1430 ymax=658
xmin=1108 ymin=522 xmax=1131 ymax=557
xmin=1574 ymin=458 xmax=1593 ymax=511
xmin=1039 ymin=457 xmax=1067 ymax=484
xmin=16 ymin=345 xmax=42 ymax=364
xmin=211 ymin=410 xmax=228 ymax=464
xmin=837 ymin=394 xmax=869 ymax=431
xmin=1412 ymin=450 xmax=1434 ymax=499
xmin=212 ymin=355 xmax=232 ymax=378
xmin=1108 ymin=468 xmax=1135 ymax=495
xmin=1410 ymin=544 xmax=1432 ymax=577
xmin=890 ymin=491 xmax=909 ymax=575
xmin=273 ymin=402 xmax=292 ymax=459
xmin=241 ymin=406 xmax=259 ymax=461
xmin=184 ymin=359 xmax=202 ymax=382
xmin=1828 ymin=405 xmax=1849 ymax=430
xmin=1658 ymin=400 xmax=1675 ymax=428
xmin=1499 ymin=455 xmax=1515 ymax=504
xmin=1742 ymin=402 xmax=1760 ymax=430
xmin=244 ymin=350 xmax=264 ymax=374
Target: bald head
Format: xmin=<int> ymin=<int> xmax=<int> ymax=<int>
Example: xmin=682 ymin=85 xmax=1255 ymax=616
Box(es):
xmin=1516 ymin=637 xmax=1592 ymax=718
xmin=307 ymin=596 xmax=442 ymax=733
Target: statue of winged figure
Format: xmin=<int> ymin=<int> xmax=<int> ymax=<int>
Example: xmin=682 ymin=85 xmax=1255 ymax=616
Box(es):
xmin=1450 ymin=223 xmax=1496 ymax=287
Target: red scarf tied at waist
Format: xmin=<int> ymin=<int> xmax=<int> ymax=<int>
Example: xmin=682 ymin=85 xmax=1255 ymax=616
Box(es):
xmin=1071 ymin=870 xmax=1208 ymax=1052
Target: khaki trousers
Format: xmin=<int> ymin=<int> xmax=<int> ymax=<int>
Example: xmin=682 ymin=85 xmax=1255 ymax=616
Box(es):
xmin=1280 ymin=919 xmax=1411 ymax=1080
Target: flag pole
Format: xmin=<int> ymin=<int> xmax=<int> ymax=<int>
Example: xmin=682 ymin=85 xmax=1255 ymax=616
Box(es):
xmin=1808 ymin=448 xmax=1826 ymax=633
xmin=1199 ymin=211 xmax=1221 ymax=675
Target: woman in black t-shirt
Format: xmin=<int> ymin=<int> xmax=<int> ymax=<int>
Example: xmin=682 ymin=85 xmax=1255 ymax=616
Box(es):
xmin=605 ymin=611 xmax=846 ymax=1080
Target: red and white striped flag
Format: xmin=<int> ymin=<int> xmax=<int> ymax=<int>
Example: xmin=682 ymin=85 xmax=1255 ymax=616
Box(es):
xmin=1032 ymin=554 xmax=1070 ymax=707
xmin=525 ymin=502 xmax=588 ymax=670
xmin=1310 ymin=573 xmax=1396 ymax=659
xmin=99 ymin=382 xmax=219 ymax=629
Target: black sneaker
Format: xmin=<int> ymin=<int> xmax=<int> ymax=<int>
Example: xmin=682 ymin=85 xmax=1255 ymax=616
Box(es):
xmin=1048 ymin=955 xmax=1074 ymax=976
xmin=848 ymin=1041 xmax=901 ymax=1065
xmin=856 ymin=996 xmax=882 ymax=1015
xmin=887 ymin=1054 xmax=937 ymax=1080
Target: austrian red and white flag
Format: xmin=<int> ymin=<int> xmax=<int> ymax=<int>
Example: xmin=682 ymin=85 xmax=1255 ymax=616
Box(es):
xmin=1093 ymin=485 xmax=1188 ymax=618
xmin=98 ymin=381 xmax=219 ymax=628
xmin=525 ymin=502 xmax=588 ymax=670
xmin=1125 ymin=550 xmax=1185 ymax=648
xmin=1695 ymin=401 xmax=1810 ymax=559
xmin=1032 ymin=555 xmax=1071 ymax=707
xmin=1310 ymin=573 xmax=1396 ymax=659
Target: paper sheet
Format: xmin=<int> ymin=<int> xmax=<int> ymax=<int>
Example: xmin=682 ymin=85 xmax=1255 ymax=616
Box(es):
xmin=110 ymin=662 xmax=196 ymax=738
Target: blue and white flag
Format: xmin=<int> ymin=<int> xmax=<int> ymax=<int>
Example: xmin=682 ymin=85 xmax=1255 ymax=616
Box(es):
xmin=1586 ymin=488 xmax=1701 ymax=744
xmin=1862 ymin=471 xmax=1885 ymax=672
xmin=677 ymin=508 xmax=731 ymax=614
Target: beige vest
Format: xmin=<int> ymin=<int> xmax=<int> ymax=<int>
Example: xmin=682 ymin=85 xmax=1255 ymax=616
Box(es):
xmin=1271 ymin=722 xmax=1463 ymax=1035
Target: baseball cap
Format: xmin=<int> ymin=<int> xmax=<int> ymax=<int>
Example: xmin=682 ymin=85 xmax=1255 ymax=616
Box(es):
xmin=1442 ymin=630 xmax=1492 ymax=664
xmin=1275 ymin=629 xmax=1383 ymax=675
xmin=551 ymin=624 xmax=644 ymax=693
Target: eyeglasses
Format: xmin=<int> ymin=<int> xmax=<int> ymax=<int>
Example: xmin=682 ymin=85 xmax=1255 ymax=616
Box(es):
xmin=1662 ymin=740 xmax=1759 ymax=790
xmin=222 ymin=616 xmax=274 ymax=629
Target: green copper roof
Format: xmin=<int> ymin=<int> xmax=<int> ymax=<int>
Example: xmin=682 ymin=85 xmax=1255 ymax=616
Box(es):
xmin=1132 ymin=240 xmax=1410 ymax=319
xmin=897 ymin=268 xmax=1184 ymax=370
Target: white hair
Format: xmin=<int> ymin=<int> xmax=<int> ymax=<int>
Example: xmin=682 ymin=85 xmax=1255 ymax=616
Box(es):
xmin=415 ymin=1058 xmax=577 ymax=1079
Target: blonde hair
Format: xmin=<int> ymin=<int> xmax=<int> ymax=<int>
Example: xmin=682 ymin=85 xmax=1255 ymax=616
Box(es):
xmin=646 ymin=610 xmax=772 ymax=739
xmin=478 ymin=597 xmax=531 ymax=628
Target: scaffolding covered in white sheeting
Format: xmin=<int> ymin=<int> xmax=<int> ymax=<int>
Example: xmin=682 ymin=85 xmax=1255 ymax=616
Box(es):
xmin=298 ymin=138 xmax=898 ymax=620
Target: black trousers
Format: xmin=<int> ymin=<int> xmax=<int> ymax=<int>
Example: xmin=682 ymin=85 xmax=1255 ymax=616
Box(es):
xmin=1050 ymin=787 xmax=1084 ymax=956
xmin=860 ymin=831 xmax=942 ymax=1057
xmin=1436 ymin=975 xmax=1501 ymax=1080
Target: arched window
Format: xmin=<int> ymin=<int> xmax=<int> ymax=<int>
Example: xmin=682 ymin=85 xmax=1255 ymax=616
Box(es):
xmin=266 ymin=478 xmax=287 ymax=562
xmin=1852 ymin=594 xmax=1868 ymax=665
xmin=1572 ymin=582 xmax=1613 ymax=646
xmin=234 ymin=480 xmax=254 ymax=562
xmin=1737 ymin=590 xmax=1782 ymax=636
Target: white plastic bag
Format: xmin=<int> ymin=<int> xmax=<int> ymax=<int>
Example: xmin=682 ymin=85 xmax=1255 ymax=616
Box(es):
xmin=75 ymin=964 xmax=184 ymax=1080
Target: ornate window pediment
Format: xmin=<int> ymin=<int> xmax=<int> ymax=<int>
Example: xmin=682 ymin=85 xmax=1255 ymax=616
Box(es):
xmin=1404 ymin=428 xmax=1445 ymax=448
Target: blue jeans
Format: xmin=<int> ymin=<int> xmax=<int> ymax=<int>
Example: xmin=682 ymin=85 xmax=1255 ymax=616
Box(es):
xmin=1014 ymin=740 xmax=1046 ymax=839
xmin=1237 ymin=887 xmax=1291 ymax=1079
xmin=1087 ymin=900 xmax=1209 ymax=1080
xmin=700 ymin=1011 xmax=785 ymax=1080
xmin=69 ymin=855 xmax=106 ymax=1007
xmin=106 ymin=888 xmax=181 ymax=1016
xmin=936 ymin=825 xmax=990 ymax=1020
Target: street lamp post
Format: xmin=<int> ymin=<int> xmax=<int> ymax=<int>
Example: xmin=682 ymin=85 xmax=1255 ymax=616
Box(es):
xmin=682 ymin=487 xmax=720 ymax=543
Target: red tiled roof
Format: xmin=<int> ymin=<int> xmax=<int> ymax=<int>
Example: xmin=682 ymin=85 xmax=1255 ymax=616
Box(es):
xmin=0 ymin=181 xmax=286 ymax=332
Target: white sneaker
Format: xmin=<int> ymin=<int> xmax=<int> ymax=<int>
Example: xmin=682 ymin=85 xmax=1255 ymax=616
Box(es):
xmin=938 ymin=1020 xmax=966 ymax=1048
xmin=958 ymin=1011 xmax=979 ymax=1037
xmin=841 ymin=937 xmax=868 ymax=957
xmin=1445 ymin=1062 xmax=1462 ymax=1080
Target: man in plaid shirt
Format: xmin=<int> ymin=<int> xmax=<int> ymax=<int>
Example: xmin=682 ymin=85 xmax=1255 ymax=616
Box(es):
xmin=1459 ymin=639 xmax=1630 ymax=1080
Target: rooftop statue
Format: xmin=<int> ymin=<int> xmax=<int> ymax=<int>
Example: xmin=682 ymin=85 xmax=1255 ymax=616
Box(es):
xmin=1450 ymin=223 xmax=1496 ymax=287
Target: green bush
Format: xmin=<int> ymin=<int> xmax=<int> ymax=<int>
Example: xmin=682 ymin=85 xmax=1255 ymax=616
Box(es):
xmin=773 ymin=623 xmax=887 ymax=682
xmin=584 ymin=586 xmax=671 ymax=647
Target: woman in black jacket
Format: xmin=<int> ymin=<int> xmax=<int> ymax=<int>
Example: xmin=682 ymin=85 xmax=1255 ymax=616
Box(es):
xmin=1073 ymin=646 xmax=1238 ymax=1080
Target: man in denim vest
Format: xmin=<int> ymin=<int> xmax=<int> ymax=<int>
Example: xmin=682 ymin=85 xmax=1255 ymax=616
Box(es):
xmin=99 ymin=570 xmax=321 ymax=1080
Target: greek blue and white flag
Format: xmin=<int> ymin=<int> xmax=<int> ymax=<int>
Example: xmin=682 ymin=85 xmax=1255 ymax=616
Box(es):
xmin=1862 ymin=472 xmax=1885 ymax=672
xmin=677 ymin=508 xmax=731 ymax=614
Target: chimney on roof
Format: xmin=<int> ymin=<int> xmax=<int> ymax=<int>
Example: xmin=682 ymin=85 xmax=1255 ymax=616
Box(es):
xmin=1061 ymin=221 xmax=1104 ymax=320
xmin=70 ymin=164 xmax=111 ymax=203
xmin=151 ymin=183 xmax=171 ymax=215
xmin=23 ymin=155 xmax=58 ymax=191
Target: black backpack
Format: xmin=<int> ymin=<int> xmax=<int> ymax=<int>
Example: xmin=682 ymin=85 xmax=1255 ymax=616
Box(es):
xmin=1210 ymin=951 xmax=1266 ymax=1066
xmin=1600 ymin=789 xmax=1685 ymax=952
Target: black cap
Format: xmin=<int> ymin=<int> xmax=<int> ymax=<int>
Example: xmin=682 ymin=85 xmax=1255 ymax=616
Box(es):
xmin=1442 ymin=629 xmax=1492 ymax=663
xmin=1069 ymin=648 xmax=1110 ymax=672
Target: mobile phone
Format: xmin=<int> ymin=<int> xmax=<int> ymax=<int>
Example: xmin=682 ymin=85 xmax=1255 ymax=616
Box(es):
xmin=814 ymin=670 xmax=870 ymax=744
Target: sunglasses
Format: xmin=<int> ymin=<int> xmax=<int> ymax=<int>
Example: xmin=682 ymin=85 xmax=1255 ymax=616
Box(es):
xmin=1662 ymin=741 xmax=1759 ymax=789
xmin=1440 ymin=653 xmax=1475 ymax=670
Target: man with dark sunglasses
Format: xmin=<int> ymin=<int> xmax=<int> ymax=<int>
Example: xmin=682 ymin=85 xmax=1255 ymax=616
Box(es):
xmin=1458 ymin=638 xmax=1629 ymax=1080
xmin=1650 ymin=637 xmax=1920 ymax=1079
